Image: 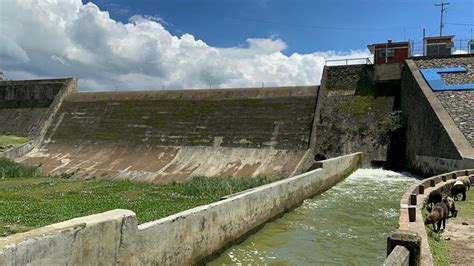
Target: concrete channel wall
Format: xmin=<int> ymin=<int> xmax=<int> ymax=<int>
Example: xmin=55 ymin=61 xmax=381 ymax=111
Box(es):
xmin=0 ymin=153 xmax=362 ymax=266
xmin=384 ymin=169 xmax=474 ymax=266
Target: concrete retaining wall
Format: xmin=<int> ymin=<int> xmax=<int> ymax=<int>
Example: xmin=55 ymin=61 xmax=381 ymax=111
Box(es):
xmin=0 ymin=153 xmax=362 ymax=265
xmin=401 ymin=59 xmax=474 ymax=176
xmin=0 ymin=78 xmax=77 ymax=159
xmin=386 ymin=168 xmax=474 ymax=265
xmin=0 ymin=78 xmax=76 ymax=138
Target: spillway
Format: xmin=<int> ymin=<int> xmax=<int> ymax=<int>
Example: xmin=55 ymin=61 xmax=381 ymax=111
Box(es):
xmin=209 ymin=168 xmax=417 ymax=265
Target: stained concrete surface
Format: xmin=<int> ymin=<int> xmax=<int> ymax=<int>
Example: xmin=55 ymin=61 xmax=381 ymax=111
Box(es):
xmin=18 ymin=86 xmax=317 ymax=182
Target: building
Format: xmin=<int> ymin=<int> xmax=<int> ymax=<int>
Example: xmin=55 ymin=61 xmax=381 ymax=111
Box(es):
xmin=468 ymin=40 xmax=474 ymax=54
xmin=424 ymin=36 xmax=454 ymax=56
xmin=367 ymin=40 xmax=411 ymax=64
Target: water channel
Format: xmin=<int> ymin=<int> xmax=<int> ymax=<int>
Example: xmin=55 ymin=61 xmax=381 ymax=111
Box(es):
xmin=209 ymin=168 xmax=418 ymax=265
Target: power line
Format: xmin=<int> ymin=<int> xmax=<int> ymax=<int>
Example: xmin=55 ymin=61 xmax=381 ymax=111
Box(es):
xmin=445 ymin=22 xmax=474 ymax=27
xmin=435 ymin=2 xmax=450 ymax=36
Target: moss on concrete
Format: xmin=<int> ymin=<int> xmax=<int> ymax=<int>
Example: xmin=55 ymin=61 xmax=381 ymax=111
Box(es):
xmin=0 ymin=135 xmax=30 ymax=146
xmin=349 ymin=97 xmax=375 ymax=116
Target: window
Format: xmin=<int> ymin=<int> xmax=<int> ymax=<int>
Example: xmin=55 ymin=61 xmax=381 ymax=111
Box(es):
xmin=376 ymin=48 xmax=395 ymax=57
xmin=426 ymin=43 xmax=452 ymax=56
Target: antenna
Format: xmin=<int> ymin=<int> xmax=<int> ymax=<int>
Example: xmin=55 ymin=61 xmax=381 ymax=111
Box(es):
xmin=435 ymin=2 xmax=450 ymax=36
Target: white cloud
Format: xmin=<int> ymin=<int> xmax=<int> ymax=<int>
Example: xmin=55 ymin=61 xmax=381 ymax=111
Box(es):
xmin=0 ymin=0 xmax=370 ymax=91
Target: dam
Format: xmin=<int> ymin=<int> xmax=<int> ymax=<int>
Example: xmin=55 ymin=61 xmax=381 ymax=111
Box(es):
xmin=210 ymin=168 xmax=418 ymax=265
xmin=1 ymin=54 xmax=473 ymax=265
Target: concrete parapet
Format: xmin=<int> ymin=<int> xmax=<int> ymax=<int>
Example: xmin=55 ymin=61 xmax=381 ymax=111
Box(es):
xmin=386 ymin=230 xmax=421 ymax=266
xmin=389 ymin=168 xmax=474 ymax=265
xmin=0 ymin=153 xmax=362 ymax=265
xmin=0 ymin=209 xmax=134 ymax=266
xmin=384 ymin=245 xmax=410 ymax=266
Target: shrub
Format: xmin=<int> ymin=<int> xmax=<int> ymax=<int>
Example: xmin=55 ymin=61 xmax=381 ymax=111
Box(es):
xmin=0 ymin=158 xmax=42 ymax=179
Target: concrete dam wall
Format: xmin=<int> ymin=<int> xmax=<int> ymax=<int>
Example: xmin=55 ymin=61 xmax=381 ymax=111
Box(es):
xmin=19 ymin=86 xmax=317 ymax=182
xmin=0 ymin=78 xmax=75 ymax=138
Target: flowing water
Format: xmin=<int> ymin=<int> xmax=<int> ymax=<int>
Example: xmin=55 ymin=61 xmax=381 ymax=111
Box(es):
xmin=209 ymin=168 xmax=418 ymax=265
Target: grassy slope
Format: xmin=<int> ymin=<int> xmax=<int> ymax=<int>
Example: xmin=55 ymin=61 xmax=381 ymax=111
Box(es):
xmin=0 ymin=159 xmax=270 ymax=236
xmin=0 ymin=135 xmax=30 ymax=146
xmin=426 ymin=187 xmax=474 ymax=265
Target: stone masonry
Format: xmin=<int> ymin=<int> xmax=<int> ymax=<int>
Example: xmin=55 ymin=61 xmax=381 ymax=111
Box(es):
xmin=415 ymin=57 xmax=474 ymax=147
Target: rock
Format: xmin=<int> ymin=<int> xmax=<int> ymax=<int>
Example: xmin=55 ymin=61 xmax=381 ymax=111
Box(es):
xmin=462 ymin=222 xmax=469 ymax=225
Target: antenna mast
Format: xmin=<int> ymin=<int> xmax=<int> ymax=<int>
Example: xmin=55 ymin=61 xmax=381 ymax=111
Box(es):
xmin=435 ymin=2 xmax=450 ymax=36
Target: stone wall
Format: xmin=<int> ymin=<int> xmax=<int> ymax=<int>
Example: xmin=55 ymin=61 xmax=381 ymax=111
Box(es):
xmin=414 ymin=56 xmax=474 ymax=147
xmin=401 ymin=59 xmax=474 ymax=175
xmin=311 ymin=64 xmax=399 ymax=165
xmin=0 ymin=153 xmax=362 ymax=266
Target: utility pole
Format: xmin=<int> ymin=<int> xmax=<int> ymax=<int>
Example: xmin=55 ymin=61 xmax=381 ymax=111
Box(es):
xmin=435 ymin=2 xmax=450 ymax=36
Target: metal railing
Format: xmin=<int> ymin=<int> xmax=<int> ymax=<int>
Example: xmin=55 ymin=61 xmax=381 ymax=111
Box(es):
xmin=325 ymin=57 xmax=373 ymax=66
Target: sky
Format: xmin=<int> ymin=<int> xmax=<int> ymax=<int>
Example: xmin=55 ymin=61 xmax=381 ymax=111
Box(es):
xmin=0 ymin=0 xmax=472 ymax=91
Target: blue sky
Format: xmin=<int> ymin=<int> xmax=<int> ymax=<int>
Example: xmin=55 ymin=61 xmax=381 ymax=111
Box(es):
xmin=92 ymin=0 xmax=474 ymax=55
xmin=0 ymin=0 xmax=472 ymax=90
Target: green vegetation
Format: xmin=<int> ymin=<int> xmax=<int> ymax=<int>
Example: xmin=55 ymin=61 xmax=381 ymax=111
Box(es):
xmin=0 ymin=158 xmax=41 ymax=179
xmin=0 ymin=158 xmax=271 ymax=236
xmin=0 ymin=135 xmax=30 ymax=146
xmin=427 ymin=229 xmax=450 ymax=266
xmin=425 ymin=188 xmax=474 ymax=265
xmin=349 ymin=96 xmax=375 ymax=116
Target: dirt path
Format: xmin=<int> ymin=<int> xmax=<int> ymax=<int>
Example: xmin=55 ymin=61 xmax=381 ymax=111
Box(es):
xmin=443 ymin=217 xmax=474 ymax=265
xmin=443 ymin=188 xmax=474 ymax=266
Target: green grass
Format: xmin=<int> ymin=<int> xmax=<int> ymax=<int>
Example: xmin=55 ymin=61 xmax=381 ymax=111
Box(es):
xmin=425 ymin=187 xmax=474 ymax=265
xmin=0 ymin=135 xmax=30 ymax=146
xmin=0 ymin=160 xmax=272 ymax=236
xmin=427 ymin=229 xmax=449 ymax=266
xmin=0 ymin=158 xmax=41 ymax=179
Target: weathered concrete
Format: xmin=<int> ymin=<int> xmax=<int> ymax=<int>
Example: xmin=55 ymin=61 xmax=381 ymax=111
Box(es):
xmin=0 ymin=78 xmax=76 ymax=138
xmin=0 ymin=209 xmax=134 ymax=266
xmin=386 ymin=230 xmax=421 ymax=266
xmin=374 ymin=63 xmax=403 ymax=82
xmin=0 ymin=78 xmax=77 ymax=159
xmin=401 ymin=59 xmax=474 ymax=176
xmin=20 ymin=145 xmax=305 ymax=182
xmin=312 ymin=64 xmax=399 ymax=165
xmin=0 ymin=153 xmax=362 ymax=265
xmin=384 ymin=245 xmax=409 ymax=266
xmin=16 ymin=85 xmax=317 ymax=182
